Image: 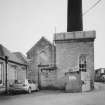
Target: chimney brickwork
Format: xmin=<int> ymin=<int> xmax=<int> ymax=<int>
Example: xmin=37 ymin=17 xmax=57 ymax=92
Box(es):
xmin=67 ymin=0 xmax=83 ymax=32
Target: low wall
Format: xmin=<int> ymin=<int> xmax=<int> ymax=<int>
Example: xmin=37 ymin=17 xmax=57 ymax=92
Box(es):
xmin=65 ymin=71 xmax=82 ymax=92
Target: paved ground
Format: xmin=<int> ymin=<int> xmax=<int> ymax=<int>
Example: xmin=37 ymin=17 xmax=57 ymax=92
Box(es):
xmin=0 ymin=82 xmax=105 ymax=105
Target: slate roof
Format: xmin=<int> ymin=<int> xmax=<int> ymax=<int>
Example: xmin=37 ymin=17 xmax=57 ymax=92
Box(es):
xmin=26 ymin=36 xmax=54 ymax=55
xmin=13 ymin=52 xmax=28 ymax=64
xmin=0 ymin=44 xmax=25 ymax=64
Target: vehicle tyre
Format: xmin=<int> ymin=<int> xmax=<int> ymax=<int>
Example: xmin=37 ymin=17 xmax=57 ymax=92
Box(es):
xmin=28 ymin=87 xmax=31 ymax=94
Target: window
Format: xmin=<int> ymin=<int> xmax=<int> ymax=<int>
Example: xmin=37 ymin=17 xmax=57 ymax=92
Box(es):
xmin=0 ymin=63 xmax=3 ymax=84
xmin=79 ymin=55 xmax=87 ymax=72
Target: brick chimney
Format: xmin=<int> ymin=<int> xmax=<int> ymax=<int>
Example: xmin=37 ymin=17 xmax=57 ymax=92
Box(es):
xmin=67 ymin=0 xmax=83 ymax=32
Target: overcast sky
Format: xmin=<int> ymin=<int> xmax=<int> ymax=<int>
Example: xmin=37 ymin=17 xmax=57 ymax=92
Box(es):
xmin=0 ymin=0 xmax=105 ymax=69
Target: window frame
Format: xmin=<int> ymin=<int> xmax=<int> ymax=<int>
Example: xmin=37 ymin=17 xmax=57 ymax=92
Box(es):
xmin=79 ymin=54 xmax=87 ymax=72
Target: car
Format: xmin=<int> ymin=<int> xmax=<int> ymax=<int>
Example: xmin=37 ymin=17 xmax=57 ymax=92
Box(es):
xmin=100 ymin=75 xmax=105 ymax=82
xmin=9 ymin=79 xmax=39 ymax=94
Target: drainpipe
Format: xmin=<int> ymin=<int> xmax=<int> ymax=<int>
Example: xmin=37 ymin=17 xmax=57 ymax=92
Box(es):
xmin=53 ymin=35 xmax=56 ymax=68
xmin=5 ymin=56 xmax=8 ymax=94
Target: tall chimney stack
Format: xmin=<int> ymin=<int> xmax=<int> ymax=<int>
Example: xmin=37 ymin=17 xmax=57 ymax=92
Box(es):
xmin=67 ymin=0 xmax=83 ymax=32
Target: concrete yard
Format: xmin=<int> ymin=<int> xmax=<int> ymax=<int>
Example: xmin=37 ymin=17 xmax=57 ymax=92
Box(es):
xmin=0 ymin=83 xmax=105 ymax=105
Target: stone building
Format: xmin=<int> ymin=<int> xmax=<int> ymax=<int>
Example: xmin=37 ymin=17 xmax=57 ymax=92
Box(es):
xmin=54 ymin=30 xmax=96 ymax=91
xmin=0 ymin=44 xmax=27 ymax=92
xmin=26 ymin=37 xmax=55 ymax=82
xmin=51 ymin=0 xmax=96 ymax=92
xmin=26 ymin=0 xmax=96 ymax=92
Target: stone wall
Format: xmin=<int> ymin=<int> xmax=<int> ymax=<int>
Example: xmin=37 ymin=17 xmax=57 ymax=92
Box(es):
xmin=27 ymin=37 xmax=55 ymax=82
xmin=56 ymin=41 xmax=94 ymax=78
xmin=54 ymin=31 xmax=96 ymax=91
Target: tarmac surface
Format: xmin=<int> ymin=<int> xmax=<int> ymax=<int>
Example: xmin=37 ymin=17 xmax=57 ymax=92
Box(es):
xmin=0 ymin=82 xmax=105 ymax=105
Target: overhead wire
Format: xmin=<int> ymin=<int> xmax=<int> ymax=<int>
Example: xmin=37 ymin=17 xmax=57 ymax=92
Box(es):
xmin=83 ymin=0 xmax=102 ymax=16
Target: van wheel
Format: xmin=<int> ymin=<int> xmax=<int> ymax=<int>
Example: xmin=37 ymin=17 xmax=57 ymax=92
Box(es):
xmin=28 ymin=87 xmax=31 ymax=94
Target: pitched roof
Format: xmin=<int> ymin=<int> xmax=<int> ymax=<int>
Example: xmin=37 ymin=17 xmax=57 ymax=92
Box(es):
xmin=0 ymin=44 xmax=25 ymax=64
xmin=27 ymin=36 xmax=53 ymax=55
xmin=13 ymin=52 xmax=28 ymax=64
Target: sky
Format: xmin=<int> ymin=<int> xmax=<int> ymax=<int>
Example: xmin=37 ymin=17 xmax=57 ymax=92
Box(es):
xmin=0 ymin=0 xmax=105 ymax=69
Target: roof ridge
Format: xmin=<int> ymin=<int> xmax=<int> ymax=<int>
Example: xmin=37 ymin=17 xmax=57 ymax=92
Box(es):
xmin=26 ymin=36 xmax=53 ymax=54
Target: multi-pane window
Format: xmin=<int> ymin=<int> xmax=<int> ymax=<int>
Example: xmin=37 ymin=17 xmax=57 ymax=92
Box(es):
xmin=79 ymin=55 xmax=87 ymax=72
